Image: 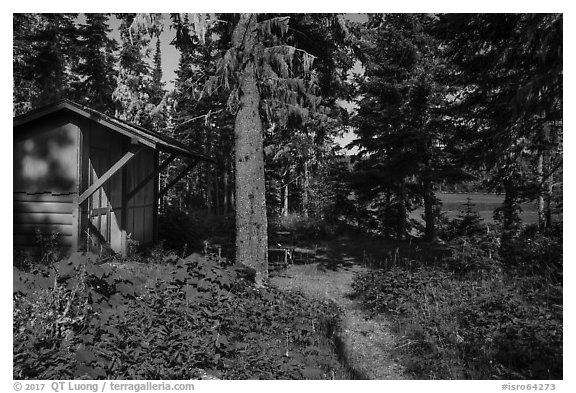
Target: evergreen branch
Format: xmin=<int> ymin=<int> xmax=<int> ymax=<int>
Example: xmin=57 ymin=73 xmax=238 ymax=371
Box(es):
xmin=265 ymin=45 xmax=317 ymax=60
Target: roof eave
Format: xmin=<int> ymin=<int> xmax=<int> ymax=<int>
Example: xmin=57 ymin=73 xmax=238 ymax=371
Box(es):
xmin=13 ymin=100 xmax=214 ymax=162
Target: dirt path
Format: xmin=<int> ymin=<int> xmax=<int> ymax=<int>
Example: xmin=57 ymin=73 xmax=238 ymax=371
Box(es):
xmin=270 ymin=250 xmax=406 ymax=380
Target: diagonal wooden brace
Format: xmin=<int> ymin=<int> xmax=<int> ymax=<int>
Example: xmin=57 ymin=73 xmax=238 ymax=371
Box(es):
xmin=158 ymin=158 xmax=202 ymax=200
xmin=126 ymin=153 xmax=177 ymax=202
xmin=79 ymin=145 xmax=142 ymax=205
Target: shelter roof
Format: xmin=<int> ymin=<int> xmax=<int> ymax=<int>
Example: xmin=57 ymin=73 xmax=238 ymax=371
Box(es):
xmin=13 ymin=99 xmax=213 ymax=161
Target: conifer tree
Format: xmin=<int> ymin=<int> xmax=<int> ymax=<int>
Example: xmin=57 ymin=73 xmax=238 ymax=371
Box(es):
xmin=169 ymin=14 xmax=235 ymax=214
xmin=73 ymin=13 xmax=118 ymax=114
xmin=262 ymin=14 xmax=353 ymax=220
xmin=13 ymin=13 xmax=38 ymax=115
xmin=433 ymin=13 xmax=562 ymax=235
xmin=112 ymin=13 xmax=155 ymax=127
xmin=13 ymin=13 xmax=78 ymax=113
xmin=351 ymin=14 xmax=464 ymax=240
xmin=150 ymin=37 xmax=165 ymax=105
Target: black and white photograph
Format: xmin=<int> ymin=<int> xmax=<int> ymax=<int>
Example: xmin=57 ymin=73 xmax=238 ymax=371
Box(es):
xmin=10 ymin=7 xmax=565 ymax=387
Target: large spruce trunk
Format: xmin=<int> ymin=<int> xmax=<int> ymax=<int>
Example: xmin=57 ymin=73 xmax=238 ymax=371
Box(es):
xmin=232 ymin=14 xmax=269 ymax=286
xmin=302 ymin=160 xmax=309 ymax=218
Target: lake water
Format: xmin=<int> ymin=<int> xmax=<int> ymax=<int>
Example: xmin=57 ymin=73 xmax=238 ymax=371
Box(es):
xmin=410 ymin=192 xmax=539 ymax=225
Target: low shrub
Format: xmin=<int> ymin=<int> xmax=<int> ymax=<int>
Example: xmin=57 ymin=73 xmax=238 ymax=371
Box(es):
xmin=14 ymin=230 xmax=66 ymax=272
xmin=352 ymin=227 xmax=563 ymax=380
xmin=444 ymin=233 xmax=502 ymax=279
xmin=499 ymin=224 xmax=563 ymax=282
xmin=14 ymin=252 xmax=343 ymax=380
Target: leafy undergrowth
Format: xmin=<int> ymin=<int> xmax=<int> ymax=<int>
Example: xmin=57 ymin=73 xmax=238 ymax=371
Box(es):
xmin=352 ymin=233 xmax=563 ymax=380
xmin=14 ymin=252 xmax=344 ymax=380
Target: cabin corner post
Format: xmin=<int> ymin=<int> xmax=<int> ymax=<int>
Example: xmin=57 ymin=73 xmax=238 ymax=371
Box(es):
xmin=120 ymin=147 xmax=129 ymax=257
xmin=72 ymin=119 xmax=83 ymax=253
xmin=153 ymin=150 xmax=160 ymax=244
xmin=71 ymin=194 xmax=80 ymax=253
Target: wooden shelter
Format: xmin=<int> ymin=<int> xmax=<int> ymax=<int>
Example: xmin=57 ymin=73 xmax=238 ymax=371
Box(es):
xmin=14 ymin=100 xmax=211 ymax=255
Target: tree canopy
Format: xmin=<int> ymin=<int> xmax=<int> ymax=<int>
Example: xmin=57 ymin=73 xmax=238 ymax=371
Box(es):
xmin=13 ymin=12 xmax=563 ymax=269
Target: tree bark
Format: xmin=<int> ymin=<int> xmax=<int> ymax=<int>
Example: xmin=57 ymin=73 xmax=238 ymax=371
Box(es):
xmin=302 ymin=160 xmax=309 ymax=218
xmin=281 ymin=183 xmax=289 ymax=217
xmin=206 ymin=167 xmax=213 ymax=214
xmin=396 ymin=180 xmax=408 ymax=241
xmin=423 ymin=177 xmax=437 ymax=241
xmin=214 ymin=169 xmax=221 ymax=215
xmin=223 ymin=157 xmax=230 ymax=215
xmin=384 ymin=190 xmax=391 ymax=237
xmin=233 ymin=14 xmax=268 ymax=286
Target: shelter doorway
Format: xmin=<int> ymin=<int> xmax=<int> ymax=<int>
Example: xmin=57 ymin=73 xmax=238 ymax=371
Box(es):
xmin=88 ymin=147 xmax=113 ymax=251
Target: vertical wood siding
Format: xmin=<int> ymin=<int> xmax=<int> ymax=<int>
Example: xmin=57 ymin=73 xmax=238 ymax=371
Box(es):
xmin=126 ymin=148 xmax=156 ymax=245
xmin=84 ymin=120 xmax=126 ymax=253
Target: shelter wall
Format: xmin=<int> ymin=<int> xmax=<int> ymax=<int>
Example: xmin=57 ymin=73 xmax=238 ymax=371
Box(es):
xmin=13 ymin=114 xmax=79 ymax=249
xmin=77 ymin=116 xmax=157 ymax=250
xmin=126 ymin=148 xmax=156 ymax=245
xmin=79 ymin=117 xmax=126 ymax=252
